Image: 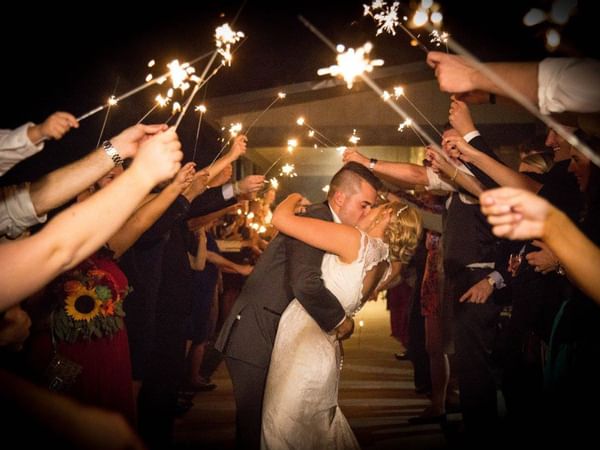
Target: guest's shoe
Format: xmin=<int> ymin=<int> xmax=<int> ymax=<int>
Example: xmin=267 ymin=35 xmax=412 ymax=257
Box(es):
xmin=187 ymin=378 xmax=217 ymax=392
xmin=394 ymin=352 xmax=409 ymax=361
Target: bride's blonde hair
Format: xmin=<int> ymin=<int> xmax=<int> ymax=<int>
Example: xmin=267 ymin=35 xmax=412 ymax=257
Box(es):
xmin=384 ymin=202 xmax=422 ymax=264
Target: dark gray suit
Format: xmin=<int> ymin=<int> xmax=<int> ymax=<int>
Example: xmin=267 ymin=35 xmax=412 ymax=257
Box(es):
xmin=215 ymin=202 xmax=346 ymax=449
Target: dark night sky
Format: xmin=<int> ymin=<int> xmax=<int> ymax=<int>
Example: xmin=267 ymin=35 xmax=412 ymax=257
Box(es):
xmin=0 ymin=0 xmax=596 ymax=182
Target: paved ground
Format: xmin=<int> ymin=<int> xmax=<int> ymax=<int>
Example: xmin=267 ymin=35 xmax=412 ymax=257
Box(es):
xmin=174 ymin=300 xmax=459 ymax=449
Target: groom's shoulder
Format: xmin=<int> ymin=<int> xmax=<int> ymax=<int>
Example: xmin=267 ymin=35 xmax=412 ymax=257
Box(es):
xmin=304 ymin=202 xmax=333 ymax=221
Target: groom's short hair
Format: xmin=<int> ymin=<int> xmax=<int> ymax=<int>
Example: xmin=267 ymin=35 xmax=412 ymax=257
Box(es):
xmin=328 ymin=162 xmax=382 ymax=199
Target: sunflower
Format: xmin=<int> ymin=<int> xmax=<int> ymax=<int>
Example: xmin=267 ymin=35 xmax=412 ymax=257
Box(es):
xmin=64 ymin=287 xmax=102 ymax=322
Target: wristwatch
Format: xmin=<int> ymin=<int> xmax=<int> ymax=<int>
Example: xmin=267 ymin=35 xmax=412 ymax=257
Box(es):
xmin=368 ymin=158 xmax=378 ymax=171
xmin=102 ymin=140 xmax=124 ymax=166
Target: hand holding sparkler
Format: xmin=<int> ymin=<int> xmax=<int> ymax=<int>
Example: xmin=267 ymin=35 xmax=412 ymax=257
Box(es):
xmin=209 ymin=163 xmax=233 ymax=188
xmin=425 ymin=146 xmax=459 ymax=180
xmin=441 ymin=134 xmax=477 ymax=163
xmin=110 ymin=123 xmax=169 ymax=160
xmin=182 ymin=168 xmax=211 ymax=202
xmin=426 ymin=51 xmax=480 ymax=94
xmin=28 ymin=111 xmax=79 ymax=145
xmin=130 ymin=127 xmax=183 ymax=184
xmin=236 ymin=175 xmax=266 ymax=197
xmin=342 ymin=148 xmax=370 ymax=167
xmin=171 ymin=162 xmax=198 ymax=193
xmin=448 ymin=98 xmax=477 ymax=136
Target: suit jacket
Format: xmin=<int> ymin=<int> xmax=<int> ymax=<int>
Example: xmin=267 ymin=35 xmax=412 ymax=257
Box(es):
xmin=215 ymin=202 xmax=346 ymax=368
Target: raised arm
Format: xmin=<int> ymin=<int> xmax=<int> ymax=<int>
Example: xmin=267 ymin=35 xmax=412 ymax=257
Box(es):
xmin=425 ymin=147 xmax=484 ymax=197
xmin=29 ymin=123 xmax=169 ymax=217
xmin=0 ymin=112 xmax=78 ymax=176
xmin=427 ymin=52 xmax=539 ymax=104
xmin=343 ymin=148 xmax=429 ymax=186
xmin=107 ymin=162 xmax=196 ymax=258
xmin=272 ymin=193 xmax=361 ymax=263
xmin=480 ymin=187 xmax=600 ymax=305
xmin=445 ymin=134 xmax=542 ymax=193
xmin=0 ymin=128 xmax=182 ymax=310
xmin=284 ymin=201 xmax=348 ymax=335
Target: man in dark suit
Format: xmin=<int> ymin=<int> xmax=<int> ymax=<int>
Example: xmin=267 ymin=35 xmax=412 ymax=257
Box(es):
xmin=216 ymin=162 xmax=382 ymax=449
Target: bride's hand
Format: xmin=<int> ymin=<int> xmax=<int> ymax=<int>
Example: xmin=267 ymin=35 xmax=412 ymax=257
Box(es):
xmin=273 ymin=193 xmax=305 ymax=225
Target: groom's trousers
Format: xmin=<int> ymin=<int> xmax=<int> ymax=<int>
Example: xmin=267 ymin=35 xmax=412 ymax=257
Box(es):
xmin=226 ymin=356 xmax=267 ymax=450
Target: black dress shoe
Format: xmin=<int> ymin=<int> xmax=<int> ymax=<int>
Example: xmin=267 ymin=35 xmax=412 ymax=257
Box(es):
xmin=394 ymin=352 xmax=409 ymax=361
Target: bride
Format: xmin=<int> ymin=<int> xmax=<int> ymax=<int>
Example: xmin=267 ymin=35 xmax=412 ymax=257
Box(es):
xmin=262 ymin=193 xmax=422 ymax=449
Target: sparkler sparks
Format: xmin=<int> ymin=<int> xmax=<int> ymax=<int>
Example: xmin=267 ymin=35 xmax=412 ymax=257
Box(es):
xmin=348 ymin=129 xmax=360 ymax=145
xmin=391 ymin=85 xmax=442 ymax=137
xmin=280 ymin=163 xmax=297 ymax=177
xmin=229 ymin=122 xmax=243 ymax=137
xmin=429 ymin=30 xmax=449 ymax=47
xmin=296 ymin=116 xmax=337 ymax=148
xmin=397 ymin=118 xmax=412 ymax=132
xmin=215 ymin=23 xmax=245 ymax=66
xmin=317 ymin=42 xmax=383 ymax=89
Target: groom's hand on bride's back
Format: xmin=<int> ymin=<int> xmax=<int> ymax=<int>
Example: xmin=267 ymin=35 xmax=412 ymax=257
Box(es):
xmin=334 ymin=316 xmax=354 ymax=341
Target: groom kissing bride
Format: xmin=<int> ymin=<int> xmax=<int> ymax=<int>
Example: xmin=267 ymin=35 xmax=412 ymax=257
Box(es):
xmin=216 ymin=161 xmax=421 ymax=449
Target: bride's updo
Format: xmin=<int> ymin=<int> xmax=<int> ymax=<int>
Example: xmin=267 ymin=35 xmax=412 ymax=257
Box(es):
xmin=384 ymin=202 xmax=422 ymax=264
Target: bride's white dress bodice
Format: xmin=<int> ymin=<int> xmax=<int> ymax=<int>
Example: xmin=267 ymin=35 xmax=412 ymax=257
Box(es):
xmin=261 ymin=231 xmax=389 ymax=450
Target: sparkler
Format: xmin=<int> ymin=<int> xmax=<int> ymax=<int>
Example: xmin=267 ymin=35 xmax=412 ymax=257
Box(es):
xmin=349 ymin=129 xmax=360 ymax=145
xmin=95 ymin=95 xmax=117 ymax=148
xmin=300 ymin=16 xmax=445 ymax=156
xmin=174 ymin=24 xmax=246 ymax=131
xmin=364 ymin=1 xmax=429 ymax=53
xmin=364 ymin=2 xmax=598 ymax=165
xmin=263 ymin=139 xmax=297 ymax=177
xmin=279 ymin=163 xmax=297 ymax=178
xmin=317 ymin=42 xmax=383 ymax=89
xmin=192 ymin=104 xmax=207 ymax=162
xmin=76 ymin=52 xmax=212 ymax=122
xmin=296 ymin=117 xmax=338 ymax=148
xmin=136 ymin=94 xmax=171 ymax=124
xmin=244 ymin=92 xmax=286 ymax=137
xmin=391 ymin=85 xmax=442 ymax=138
xmin=207 ymin=122 xmax=244 ymax=168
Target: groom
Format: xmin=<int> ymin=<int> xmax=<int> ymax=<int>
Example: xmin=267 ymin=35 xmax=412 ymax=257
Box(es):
xmin=216 ymin=161 xmax=382 ymax=449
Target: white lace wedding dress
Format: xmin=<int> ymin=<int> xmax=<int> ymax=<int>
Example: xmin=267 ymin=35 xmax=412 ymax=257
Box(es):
xmin=261 ymin=231 xmax=390 ymax=450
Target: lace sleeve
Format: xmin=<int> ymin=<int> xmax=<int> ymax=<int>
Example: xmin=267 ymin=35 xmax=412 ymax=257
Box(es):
xmin=359 ymin=232 xmax=389 ymax=271
xmin=354 ymin=230 xmax=392 ymax=302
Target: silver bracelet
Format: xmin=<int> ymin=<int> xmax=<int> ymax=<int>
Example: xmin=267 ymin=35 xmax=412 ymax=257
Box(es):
xmin=102 ymin=140 xmax=124 ymax=166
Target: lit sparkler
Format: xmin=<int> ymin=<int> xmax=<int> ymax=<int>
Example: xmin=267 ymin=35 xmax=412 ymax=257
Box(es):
xmin=363 ymin=0 xmax=432 ymax=54
xmin=392 ymin=85 xmax=442 ymax=137
xmin=317 ymin=42 xmax=383 ymax=89
xmin=192 ymin=104 xmax=207 ymax=162
xmin=296 ymin=116 xmax=337 ymax=147
xmin=299 ymin=16 xmax=445 ymax=157
xmin=263 ymin=139 xmax=298 ymax=177
xmin=215 ymin=23 xmax=245 ymax=66
xmin=362 ymin=2 xmax=598 ymax=164
xmin=77 ymin=55 xmax=209 ymax=122
xmin=279 ymin=163 xmax=297 ymax=178
xmin=207 ymin=122 xmax=244 ymax=168
xmin=244 ymin=92 xmax=287 ymax=137
xmin=137 ymin=94 xmax=172 ymax=124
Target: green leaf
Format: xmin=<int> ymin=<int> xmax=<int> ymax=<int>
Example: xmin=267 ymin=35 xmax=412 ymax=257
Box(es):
xmin=95 ymin=285 xmax=112 ymax=300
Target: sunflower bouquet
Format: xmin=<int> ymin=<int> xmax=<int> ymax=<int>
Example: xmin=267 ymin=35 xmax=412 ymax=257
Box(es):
xmin=51 ymin=260 xmax=131 ymax=343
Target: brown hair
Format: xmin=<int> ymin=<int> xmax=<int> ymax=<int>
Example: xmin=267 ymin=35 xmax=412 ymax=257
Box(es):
xmin=328 ymin=162 xmax=382 ymax=199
